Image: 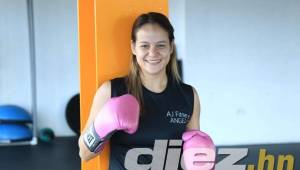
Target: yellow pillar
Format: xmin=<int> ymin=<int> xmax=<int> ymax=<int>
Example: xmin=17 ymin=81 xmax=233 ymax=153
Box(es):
xmin=78 ymin=0 xmax=168 ymax=169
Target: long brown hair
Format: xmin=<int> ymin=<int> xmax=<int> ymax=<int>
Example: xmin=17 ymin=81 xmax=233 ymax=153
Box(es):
xmin=126 ymin=12 xmax=181 ymax=113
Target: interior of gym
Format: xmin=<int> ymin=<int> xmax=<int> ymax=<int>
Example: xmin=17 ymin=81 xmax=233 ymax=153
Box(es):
xmin=0 ymin=0 xmax=299 ymax=170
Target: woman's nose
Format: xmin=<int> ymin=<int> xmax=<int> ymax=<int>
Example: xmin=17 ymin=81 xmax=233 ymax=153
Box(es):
xmin=148 ymin=46 xmax=158 ymax=57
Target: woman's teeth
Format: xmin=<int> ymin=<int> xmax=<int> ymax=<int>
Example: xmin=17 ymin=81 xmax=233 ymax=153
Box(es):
xmin=146 ymin=59 xmax=161 ymax=64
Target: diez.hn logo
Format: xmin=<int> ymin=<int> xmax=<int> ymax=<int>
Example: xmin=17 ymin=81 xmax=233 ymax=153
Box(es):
xmin=124 ymin=139 xmax=295 ymax=170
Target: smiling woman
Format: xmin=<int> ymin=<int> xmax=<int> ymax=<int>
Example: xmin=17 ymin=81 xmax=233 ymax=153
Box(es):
xmin=131 ymin=23 xmax=173 ymax=76
xmin=78 ymin=12 xmax=215 ymax=170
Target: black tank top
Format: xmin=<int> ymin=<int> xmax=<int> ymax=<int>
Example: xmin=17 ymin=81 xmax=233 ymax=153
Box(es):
xmin=109 ymin=77 xmax=194 ymax=170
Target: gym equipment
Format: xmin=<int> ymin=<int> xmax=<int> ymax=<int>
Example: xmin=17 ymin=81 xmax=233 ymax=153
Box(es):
xmin=0 ymin=0 xmax=38 ymax=146
xmin=0 ymin=105 xmax=32 ymax=123
xmin=38 ymin=128 xmax=55 ymax=143
xmin=65 ymin=94 xmax=80 ymax=136
xmin=0 ymin=105 xmax=35 ymax=145
xmin=0 ymin=124 xmax=33 ymax=143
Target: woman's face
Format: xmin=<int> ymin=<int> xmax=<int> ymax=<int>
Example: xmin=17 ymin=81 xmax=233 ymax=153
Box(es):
xmin=132 ymin=24 xmax=173 ymax=76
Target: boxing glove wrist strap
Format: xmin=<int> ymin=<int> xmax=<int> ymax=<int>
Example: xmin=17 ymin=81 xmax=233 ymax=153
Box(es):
xmin=83 ymin=123 xmax=115 ymax=153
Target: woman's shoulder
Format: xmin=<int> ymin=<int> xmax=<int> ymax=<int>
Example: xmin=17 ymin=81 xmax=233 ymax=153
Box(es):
xmin=179 ymin=82 xmax=200 ymax=104
xmin=176 ymin=80 xmax=194 ymax=92
xmin=93 ymin=81 xmax=111 ymax=103
xmin=175 ymin=81 xmax=199 ymax=101
xmin=111 ymin=76 xmax=127 ymax=84
xmin=95 ymin=76 xmax=127 ymax=98
xmin=110 ymin=76 xmax=128 ymax=97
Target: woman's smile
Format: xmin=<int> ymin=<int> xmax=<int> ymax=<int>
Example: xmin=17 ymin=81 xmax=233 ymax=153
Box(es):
xmin=144 ymin=59 xmax=162 ymax=64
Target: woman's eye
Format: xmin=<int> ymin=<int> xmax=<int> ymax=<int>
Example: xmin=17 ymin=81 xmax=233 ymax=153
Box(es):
xmin=140 ymin=44 xmax=149 ymax=48
xmin=157 ymin=44 xmax=166 ymax=48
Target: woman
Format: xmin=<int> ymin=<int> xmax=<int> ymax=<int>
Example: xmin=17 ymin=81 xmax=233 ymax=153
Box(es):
xmin=78 ymin=12 xmax=214 ymax=170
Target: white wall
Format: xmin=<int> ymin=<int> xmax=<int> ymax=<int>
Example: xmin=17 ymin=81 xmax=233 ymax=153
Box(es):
xmin=0 ymin=0 xmax=32 ymax=116
xmin=169 ymin=0 xmax=186 ymax=60
xmin=0 ymin=0 xmax=78 ymax=136
xmin=33 ymin=0 xmax=78 ymax=136
xmin=176 ymin=0 xmax=300 ymax=145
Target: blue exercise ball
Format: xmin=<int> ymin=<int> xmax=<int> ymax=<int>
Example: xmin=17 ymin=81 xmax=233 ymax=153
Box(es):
xmin=0 ymin=105 xmax=32 ymax=123
xmin=0 ymin=124 xmax=33 ymax=142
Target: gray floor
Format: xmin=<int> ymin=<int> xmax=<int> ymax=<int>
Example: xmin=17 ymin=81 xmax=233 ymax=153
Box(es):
xmin=0 ymin=137 xmax=81 ymax=170
xmin=0 ymin=137 xmax=299 ymax=170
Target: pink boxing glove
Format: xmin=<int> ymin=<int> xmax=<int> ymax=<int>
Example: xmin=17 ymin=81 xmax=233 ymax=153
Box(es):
xmin=83 ymin=94 xmax=140 ymax=153
xmin=182 ymin=130 xmax=216 ymax=170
